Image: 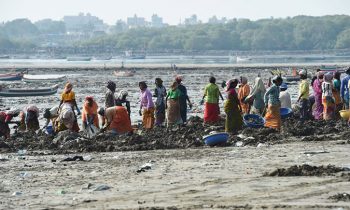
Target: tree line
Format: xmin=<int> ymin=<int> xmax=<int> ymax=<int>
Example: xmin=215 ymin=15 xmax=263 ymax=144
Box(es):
xmin=1 ymin=15 xmax=350 ymax=52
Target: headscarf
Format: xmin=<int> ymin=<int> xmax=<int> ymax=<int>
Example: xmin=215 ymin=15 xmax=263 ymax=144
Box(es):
xmin=240 ymin=76 xmax=248 ymax=85
xmin=324 ymin=72 xmax=333 ymax=82
xmin=247 ymin=77 xmax=266 ymax=98
xmin=85 ymin=96 xmax=94 ymax=101
xmin=317 ymin=71 xmax=324 ymax=80
xmin=60 ymin=103 xmax=75 ymax=129
xmin=26 ymin=105 xmax=39 ymax=117
xmin=107 ymin=80 xmax=116 ymax=92
xmin=7 ymin=108 xmax=21 ymax=116
xmin=225 ymin=78 xmax=238 ymax=92
xmin=64 ymin=82 xmax=73 ymax=93
xmin=299 ymin=69 xmax=307 ymax=76
xmin=118 ymin=90 xmax=128 ymax=99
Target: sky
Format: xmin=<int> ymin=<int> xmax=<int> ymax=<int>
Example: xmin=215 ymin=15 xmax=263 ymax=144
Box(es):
xmin=1 ymin=0 xmax=350 ymax=25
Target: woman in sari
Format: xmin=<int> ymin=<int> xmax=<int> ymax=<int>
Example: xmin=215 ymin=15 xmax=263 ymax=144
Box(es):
xmin=82 ymin=96 xmax=99 ymax=130
xmin=202 ymin=76 xmax=224 ymax=123
xmin=154 ymin=78 xmax=167 ymax=126
xmin=238 ymin=76 xmax=251 ymax=114
xmin=333 ymin=72 xmax=342 ymax=118
xmin=224 ymin=79 xmax=243 ymax=134
xmin=139 ymin=81 xmax=155 ymax=129
xmin=165 ymin=81 xmax=183 ymax=127
xmin=245 ymin=77 xmax=266 ymax=114
xmin=59 ymin=82 xmax=80 ymax=115
xmin=0 ymin=109 xmax=21 ymax=139
xmin=19 ymin=105 xmax=40 ymax=132
xmin=312 ymin=72 xmax=324 ymax=120
xmin=322 ymin=73 xmax=335 ymax=120
xmin=264 ymin=76 xmax=283 ymax=130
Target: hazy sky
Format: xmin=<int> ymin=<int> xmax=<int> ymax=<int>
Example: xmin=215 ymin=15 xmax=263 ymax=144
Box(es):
xmin=1 ymin=0 xmax=350 ymax=25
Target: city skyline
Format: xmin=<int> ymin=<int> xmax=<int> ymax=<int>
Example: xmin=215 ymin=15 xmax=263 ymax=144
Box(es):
xmin=1 ymin=0 xmax=350 ymax=25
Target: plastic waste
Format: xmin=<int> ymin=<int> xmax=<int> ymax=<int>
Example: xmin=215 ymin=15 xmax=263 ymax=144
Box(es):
xmin=12 ymin=191 xmax=22 ymax=196
xmin=18 ymin=172 xmax=30 ymax=177
xmin=235 ymin=141 xmax=243 ymax=147
xmin=93 ymin=185 xmax=110 ymax=191
xmin=57 ymin=189 xmax=67 ymax=194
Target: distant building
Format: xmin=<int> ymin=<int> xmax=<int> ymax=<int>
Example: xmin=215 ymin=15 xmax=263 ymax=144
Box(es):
xmin=151 ymin=14 xmax=164 ymax=28
xmin=184 ymin=15 xmax=199 ymax=25
xmin=208 ymin=16 xmax=227 ymax=24
xmin=63 ymin=13 xmax=106 ymax=34
xmin=127 ymin=14 xmax=147 ymax=28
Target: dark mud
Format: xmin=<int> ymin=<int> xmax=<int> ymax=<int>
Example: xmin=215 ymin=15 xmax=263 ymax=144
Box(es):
xmin=265 ymin=164 xmax=349 ymax=177
xmin=1 ymin=115 xmax=349 ymax=154
xmin=329 ymin=193 xmax=350 ymax=202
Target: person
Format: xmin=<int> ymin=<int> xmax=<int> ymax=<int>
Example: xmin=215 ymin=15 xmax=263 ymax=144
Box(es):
xmin=165 ymin=81 xmax=183 ymax=127
xmin=264 ymin=76 xmax=283 ymax=130
xmin=59 ymin=82 xmax=80 ymax=115
xmin=115 ymin=90 xmax=131 ymax=117
xmin=224 ymin=79 xmax=243 ymax=134
xmin=245 ymin=77 xmax=266 ymax=115
xmin=43 ymin=106 xmax=59 ymax=129
xmin=153 ymin=78 xmax=167 ymax=126
xmin=312 ymin=72 xmax=324 ymax=120
xmin=176 ymin=76 xmax=192 ymax=124
xmin=297 ymin=70 xmax=310 ymax=121
xmin=238 ymin=76 xmax=251 ymax=114
xmin=0 ymin=109 xmax=21 ymax=139
xmin=202 ymin=76 xmax=224 ymax=123
xmin=98 ymin=106 xmax=133 ymax=135
xmin=19 ymin=105 xmax=40 ymax=131
xmin=311 ymin=69 xmax=321 ymax=87
xmin=105 ymin=80 xmax=116 ymax=109
xmin=55 ymin=103 xmax=80 ymax=133
xmin=279 ymin=83 xmax=292 ymax=109
xmin=333 ymin=71 xmax=342 ymax=118
xmin=322 ymin=73 xmax=336 ymax=120
xmin=340 ymin=67 xmax=350 ymax=109
xmin=82 ymin=96 xmax=99 ymax=130
xmin=139 ymin=81 xmax=155 ymax=129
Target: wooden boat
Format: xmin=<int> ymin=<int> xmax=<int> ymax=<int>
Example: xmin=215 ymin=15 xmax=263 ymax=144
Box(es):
xmin=22 ymin=74 xmax=66 ymax=83
xmin=0 ymin=85 xmax=58 ymax=97
xmin=114 ymin=70 xmax=135 ymax=77
xmin=0 ymin=73 xmax=23 ymax=81
xmin=67 ymin=57 xmax=92 ymax=61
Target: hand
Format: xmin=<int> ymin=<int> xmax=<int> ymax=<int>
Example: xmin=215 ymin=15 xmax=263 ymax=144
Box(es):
xmin=189 ymin=102 xmax=193 ymax=109
xmin=139 ymin=109 xmax=142 ymax=116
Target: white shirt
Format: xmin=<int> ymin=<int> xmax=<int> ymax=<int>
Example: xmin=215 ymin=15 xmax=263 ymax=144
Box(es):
xmin=322 ymin=82 xmax=333 ymax=98
xmin=279 ymin=91 xmax=292 ymax=109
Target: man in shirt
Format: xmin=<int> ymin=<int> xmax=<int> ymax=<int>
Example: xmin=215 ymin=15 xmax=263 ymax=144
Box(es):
xmin=297 ymin=70 xmax=310 ymax=121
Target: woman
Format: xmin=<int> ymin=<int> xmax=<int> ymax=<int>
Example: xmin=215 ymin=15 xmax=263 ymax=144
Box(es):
xmin=224 ymin=79 xmax=243 ymax=134
xmin=115 ymin=90 xmax=131 ymax=117
xmin=312 ymin=72 xmax=324 ymax=120
xmin=19 ymin=105 xmax=40 ymax=131
xmin=238 ymin=76 xmax=251 ymax=114
xmin=165 ymin=81 xmax=183 ymax=127
xmin=0 ymin=109 xmax=21 ymax=139
xmin=139 ymin=81 xmax=155 ymax=129
xmin=98 ymin=106 xmax=133 ymax=135
xmin=264 ymin=76 xmax=283 ymax=130
xmin=55 ymin=103 xmax=80 ymax=133
xmin=59 ymin=82 xmax=80 ymax=115
xmin=43 ymin=106 xmax=59 ymax=129
xmin=322 ymin=73 xmax=335 ymax=120
xmin=333 ymin=71 xmax=342 ymax=118
xmin=154 ymin=78 xmax=167 ymax=126
xmin=279 ymin=83 xmax=292 ymax=109
xmin=82 ymin=96 xmax=99 ymax=130
xmin=105 ymin=80 xmax=116 ymax=109
xmin=245 ymin=77 xmax=266 ymax=114
xmin=176 ymin=76 xmax=192 ymax=124
xmin=202 ymin=76 xmax=224 ymax=123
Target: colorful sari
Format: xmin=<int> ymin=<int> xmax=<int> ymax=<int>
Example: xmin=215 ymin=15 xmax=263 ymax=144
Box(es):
xmin=312 ymin=78 xmax=323 ymax=120
xmin=143 ymin=108 xmax=155 ymax=129
xmin=204 ymin=102 xmax=220 ymax=123
xmin=167 ymin=99 xmax=182 ymax=126
xmin=224 ymin=89 xmax=243 ymax=133
xmin=264 ymin=104 xmax=281 ymax=130
xmin=238 ymin=84 xmax=250 ymax=114
xmin=82 ymin=101 xmax=99 ymax=128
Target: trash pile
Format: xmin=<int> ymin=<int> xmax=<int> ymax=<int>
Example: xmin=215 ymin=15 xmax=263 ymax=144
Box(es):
xmin=265 ymin=164 xmax=349 ymax=177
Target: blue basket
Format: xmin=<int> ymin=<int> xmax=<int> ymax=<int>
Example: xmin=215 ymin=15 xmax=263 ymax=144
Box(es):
xmin=280 ymin=108 xmax=293 ymax=119
xmin=46 ymin=125 xmax=54 ymax=135
xmin=203 ymin=133 xmax=229 ymax=146
xmin=243 ymin=114 xmax=265 ymax=128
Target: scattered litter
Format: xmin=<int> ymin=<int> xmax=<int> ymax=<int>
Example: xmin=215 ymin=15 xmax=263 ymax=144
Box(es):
xmin=235 ymin=141 xmax=243 ymax=147
xmin=17 ymin=150 xmax=27 ymax=160
xmin=237 ymin=134 xmax=247 ymax=139
xmin=81 ymin=183 xmax=93 ymax=190
xmin=257 ymin=143 xmax=266 ymax=148
xmin=93 ymin=185 xmax=110 ymax=191
xmin=329 ymin=193 xmax=350 ymax=202
xmin=0 ymin=155 xmax=9 ymax=162
xmin=12 ymin=191 xmax=22 ymax=196
xmin=18 ymin=172 xmax=30 ymax=178
xmin=265 ymin=164 xmax=348 ymax=176
xmin=83 ymin=155 xmax=93 ymax=162
xmin=57 ymin=189 xmax=67 ymax=194
xmin=62 ymin=156 xmax=84 ymax=162
xmin=302 ymin=151 xmax=329 ymax=155
xmin=137 ymin=162 xmax=153 ymax=173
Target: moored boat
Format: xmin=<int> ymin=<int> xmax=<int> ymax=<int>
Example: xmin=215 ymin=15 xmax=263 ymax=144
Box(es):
xmin=0 ymin=73 xmax=23 ymax=81
xmin=0 ymin=85 xmax=58 ymax=97
xmin=67 ymin=57 xmax=92 ymax=61
xmin=114 ymin=70 xmax=135 ymax=77
xmin=22 ymin=74 xmax=66 ymax=83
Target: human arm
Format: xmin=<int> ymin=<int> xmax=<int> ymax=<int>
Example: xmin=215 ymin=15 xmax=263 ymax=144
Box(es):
xmin=72 ymin=99 xmax=81 ymax=115
xmin=264 ymin=87 xmax=272 ymax=107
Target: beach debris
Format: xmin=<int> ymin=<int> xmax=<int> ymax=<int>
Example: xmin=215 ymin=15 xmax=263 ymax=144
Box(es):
xmin=93 ymin=184 xmax=110 ymax=191
xmin=81 ymin=183 xmax=93 ymax=190
xmin=329 ymin=193 xmax=350 ymax=202
xmin=235 ymin=141 xmax=243 ymax=147
xmin=17 ymin=149 xmax=27 ymax=160
xmin=137 ymin=162 xmax=153 ymax=173
xmin=0 ymin=155 xmax=9 ymax=162
xmin=57 ymin=189 xmax=67 ymax=195
xmin=265 ymin=164 xmax=348 ymax=177
xmin=62 ymin=156 xmax=84 ymax=162
xmin=302 ymin=151 xmax=329 ymax=155
xmin=18 ymin=172 xmax=30 ymax=178
xmin=12 ymin=191 xmax=22 ymax=196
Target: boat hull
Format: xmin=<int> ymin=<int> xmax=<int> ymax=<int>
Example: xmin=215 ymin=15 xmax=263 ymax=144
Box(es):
xmin=0 ymin=86 xmax=58 ymax=97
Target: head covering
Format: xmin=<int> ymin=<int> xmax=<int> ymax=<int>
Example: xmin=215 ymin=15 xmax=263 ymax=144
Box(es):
xmin=280 ymin=83 xmax=288 ymax=90
xmin=7 ymin=108 xmax=21 ymax=116
xmin=85 ymin=96 xmax=94 ymax=101
xmin=272 ymin=76 xmax=283 ymax=84
xmin=299 ymin=69 xmax=307 ymax=76
xmin=240 ymin=76 xmax=248 ymax=85
xmin=247 ymin=77 xmax=266 ymax=98
xmin=317 ymin=71 xmax=324 ymax=79
xmin=107 ymin=80 xmax=116 ymax=92
xmin=324 ymin=72 xmax=333 ymax=82
xmin=139 ymin=81 xmax=147 ymax=89
xmin=64 ymin=82 xmax=73 ymax=93
xmin=175 ymin=75 xmax=183 ymax=83
xmin=225 ymin=78 xmax=238 ymax=91
xmin=26 ymin=105 xmax=39 ymax=117
xmin=155 ymin=78 xmax=163 ymax=84
xmin=118 ymin=90 xmax=128 ymax=99
xmin=98 ymin=107 xmax=105 ymax=116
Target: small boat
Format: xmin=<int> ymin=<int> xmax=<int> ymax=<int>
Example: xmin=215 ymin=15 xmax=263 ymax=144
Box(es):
xmin=22 ymin=74 xmax=66 ymax=83
xmin=0 ymin=73 xmax=23 ymax=81
xmin=67 ymin=57 xmax=92 ymax=61
xmin=114 ymin=70 xmax=135 ymax=77
xmin=319 ymin=65 xmax=345 ymax=73
xmin=94 ymin=56 xmax=112 ymax=60
xmin=0 ymin=55 xmax=10 ymax=59
xmin=0 ymin=85 xmax=58 ymax=97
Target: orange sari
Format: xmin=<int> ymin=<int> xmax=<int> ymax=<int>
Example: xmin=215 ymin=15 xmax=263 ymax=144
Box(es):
xmin=82 ymin=101 xmax=99 ymax=128
xmin=238 ymin=84 xmax=250 ymax=114
xmin=264 ymin=104 xmax=281 ymax=130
